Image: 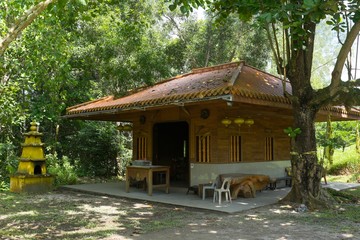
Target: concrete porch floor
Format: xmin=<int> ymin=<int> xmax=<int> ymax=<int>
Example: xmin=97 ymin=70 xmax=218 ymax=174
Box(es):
xmin=61 ymin=181 xmax=360 ymax=214
xmin=63 ymin=181 xmax=288 ymax=214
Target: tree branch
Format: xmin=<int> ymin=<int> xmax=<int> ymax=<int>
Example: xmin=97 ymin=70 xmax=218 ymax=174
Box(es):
xmin=265 ymin=24 xmax=280 ymax=70
xmin=312 ymin=20 xmax=360 ymax=106
xmin=0 ymin=0 xmax=57 ymax=56
xmin=272 ymin=23 xmax=281 ymax=65
xmin=335 ymin=79 xmax=360 ymax=108
xmin=285 ymin=27 xmax=291 ymax=66
xmin=316 ymin=78 xmax=360 ymax=108
xmin=330 ymin=20 xmax=360 ymax=92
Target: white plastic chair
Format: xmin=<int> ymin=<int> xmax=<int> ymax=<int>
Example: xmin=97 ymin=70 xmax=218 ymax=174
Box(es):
xmin=202 ymin=176 xmax=219 ymax=200
xmin=213 ymin=177 xmax=232 ymax=204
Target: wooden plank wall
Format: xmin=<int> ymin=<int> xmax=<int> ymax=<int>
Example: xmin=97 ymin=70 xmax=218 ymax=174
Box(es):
xmin=130 ymin=101 xmax=291 ymax=163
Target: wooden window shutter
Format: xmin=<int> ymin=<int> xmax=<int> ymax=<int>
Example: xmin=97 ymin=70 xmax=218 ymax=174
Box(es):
xmin=196 ymin=135 xmax=211 ymax=163
xmin=265 ymin=137 xmax=274 ymax=161
xmin=136 ymin=137 xmax=147 ymax=159
xmin=230 ymin=135 xmax=242 ymax=162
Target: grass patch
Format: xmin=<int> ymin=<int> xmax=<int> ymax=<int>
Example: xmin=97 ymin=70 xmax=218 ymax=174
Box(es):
xmin=326 ymin=187 xmax=360 ymax=203
xmin=59 ymin=229 xmax=119 ymax=240
xmin=0 ymin=191 xmax=114 ymax=239
xmin=255 ymin=187 xmax=360 ymax=236
xmin=329 ymin=145 xmax=360 ymax=177
xmin=304 ymin=187 xmax=360 ymax=233
xmin=140 ymin=208 xmax=190 ymax=232
xmin=326 ymin=174 xmax=354 ymax=183
xmin=0 ymin=188 xmax=359 ymax=239
xmin=0 ymin=190 xmax=202 ymax=239
xmin=118 ymin=204 xmax=195 ymax=234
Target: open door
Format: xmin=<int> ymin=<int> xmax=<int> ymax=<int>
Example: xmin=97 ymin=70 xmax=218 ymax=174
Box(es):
xmin=152 ymin=121 xmax=189 ymax=186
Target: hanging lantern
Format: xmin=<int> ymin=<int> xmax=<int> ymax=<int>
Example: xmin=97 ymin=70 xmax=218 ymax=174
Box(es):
xmin=122 ymin=125 xmax=133 ymax=131
xmin=117 ymin=125 xmax=132 ymax=131
xmin=234 ymin=117 xmax=245 ymax=127
xmin=221 ymin=118 xmax=232 ymax=127
xmin=245 ymin=119 xmax=254 ymax=126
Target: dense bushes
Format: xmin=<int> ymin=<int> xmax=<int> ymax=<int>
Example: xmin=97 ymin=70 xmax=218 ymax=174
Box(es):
xmin=60 ymin=121 xmax=121 ymax=178
xmin=47 ymin=153 xmax=78 ymax=187
xmin=0 ymin=120 xmax=132 ymax=190
xmin=0 ymin=143 xmax=18 ymax=190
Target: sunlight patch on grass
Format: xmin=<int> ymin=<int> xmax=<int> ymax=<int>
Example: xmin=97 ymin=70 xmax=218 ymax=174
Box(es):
xmin=0 ymin=210 xmax=37 ymax=220
xmin=244 ymin=214 xmax=266 ymax=221
xmin=79 ymin=204 xmax=120 ymax=214
xmin=136 ymin=211 xmax=154 ymax=216
xmin=59 ymin=228 xmax=120 ymax=239
xmin=63 ymin=209 xmax=82 ymax=215
xmin=269 ymin=204 xmax=293 ymax=214
xmin=280 ymin=222 xmax=294 ymax=226
xmin=133 ymin=203 xmax=153 ymax=209
xmin=340 ymin=234 xmax=355 ymax=239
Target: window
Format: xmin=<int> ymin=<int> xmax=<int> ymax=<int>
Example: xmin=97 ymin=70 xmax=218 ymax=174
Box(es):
xmin=136 ymin=137 xmax=147 ymax=159
xmin=230 ymin=135 xmax=242 ymax=162
xmin=196 ymin=135 xmax=211 ymax=162
xmin=265 ymin=137 xmax=274 ymax=161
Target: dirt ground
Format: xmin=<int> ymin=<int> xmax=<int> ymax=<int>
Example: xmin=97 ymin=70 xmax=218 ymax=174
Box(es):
xmin=0 ymin=189 xmax=359 ymax=240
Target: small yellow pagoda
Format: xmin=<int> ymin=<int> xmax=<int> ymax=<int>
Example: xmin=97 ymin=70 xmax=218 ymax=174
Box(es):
xmin=10 ymin=121 xmax=53 ymax=193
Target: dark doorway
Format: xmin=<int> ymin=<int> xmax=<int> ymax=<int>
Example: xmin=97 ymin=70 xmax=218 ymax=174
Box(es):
xmin=153 ymin=121 xmax=189 ymax=186
xmin=34 ymin=165 xmax=42 ymax=175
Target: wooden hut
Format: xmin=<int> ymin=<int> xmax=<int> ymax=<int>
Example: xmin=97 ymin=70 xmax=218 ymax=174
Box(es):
xmin=64 ymin=61 xmax=360 ymax=187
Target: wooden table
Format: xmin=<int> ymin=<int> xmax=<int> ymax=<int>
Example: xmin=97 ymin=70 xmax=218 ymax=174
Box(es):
xmin=219 ymin=173 xmax=270 ymax=199
xmin=126 ymin=165 xmax=170 ymax=196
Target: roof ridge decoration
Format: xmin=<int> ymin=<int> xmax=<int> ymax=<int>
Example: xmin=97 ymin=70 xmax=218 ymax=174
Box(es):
xmin=191 ymin=61 xmax=243 ymax=74
xmin=244 ymin=64 xmax=291 ymax=84
xmin=229 ymin=61 xmax=244 ymax=86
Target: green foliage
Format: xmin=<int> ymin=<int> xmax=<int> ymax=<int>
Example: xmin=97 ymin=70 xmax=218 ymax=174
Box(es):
xmin=69 ymin=0 xmax=174 ymax=97
xmin=316 ymin=121 xmax=357 ymax=151
xmin=117 ymin=132 xmax=132 ymax=177
xmin=168 ymin=0 xmax=360 ymax=49
xmin=0 ymin=81 xmax=29 ymax=140
xmin=0 ymin=142 xmax=18 ymax=191
xmin=0 ymin=0 xmax=274 ymax=181
xmin=284 ymin=127 xmax=302 ymax=138
xmin=327 ymin=145 xmax=360 ymax=177
xmin=61 ymin=121 xmax=120 ymax=177
xmin=163 ymin=10 xmax=270 ymax=72
xmin=47 ymin=153 xmax=78 ymax=186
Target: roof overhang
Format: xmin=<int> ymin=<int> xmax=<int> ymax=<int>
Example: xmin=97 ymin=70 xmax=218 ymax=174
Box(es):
xmin=63 ymin=61 xmax=360 ymax=122
xmin=62 ymin=95 xmax=234 ymax=121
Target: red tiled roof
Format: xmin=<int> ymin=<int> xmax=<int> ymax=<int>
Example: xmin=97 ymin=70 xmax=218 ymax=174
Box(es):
xmin=66 ymin=61 xmax=291 ymax=115
xmin=64 ymin=61 xmax=360 ymax=119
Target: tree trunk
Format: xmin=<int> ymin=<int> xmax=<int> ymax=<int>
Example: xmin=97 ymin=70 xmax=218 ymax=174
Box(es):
xmin=281 ymin=102 xmax=334 ymax=209
xmin=277 ymin=20 xmax=336 ymax=209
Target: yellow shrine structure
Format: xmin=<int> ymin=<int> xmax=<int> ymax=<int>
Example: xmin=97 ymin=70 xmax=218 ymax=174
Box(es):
xmin=10 ymin=121 xmax=53 ymax=193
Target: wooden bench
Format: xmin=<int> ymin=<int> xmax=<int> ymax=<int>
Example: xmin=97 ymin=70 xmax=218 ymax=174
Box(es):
xmin=268 ymin=165 xmax=327 ymax=190
xmin=268 ymin=176 xmax=292 ymax=190
xmin=267 ymin=167 xmax=292 ymax=190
